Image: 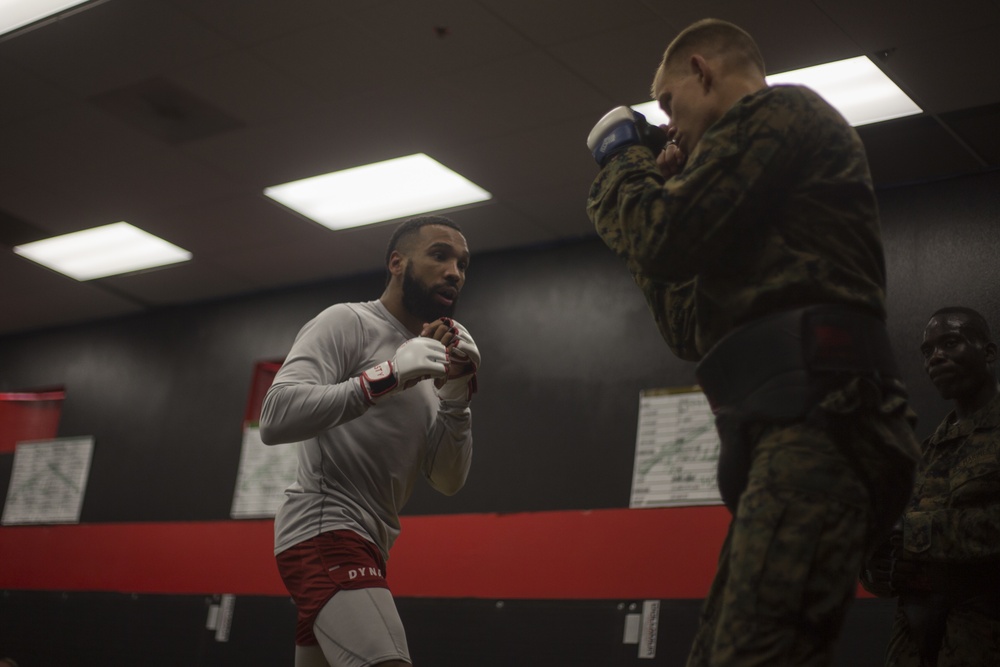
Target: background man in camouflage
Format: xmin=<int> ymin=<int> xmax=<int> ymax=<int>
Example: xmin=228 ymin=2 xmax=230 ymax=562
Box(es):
xmin=862 ymin=306 xmax=1000 ymax=666
xmin=585 ymin=18 xmax=920 ymax=666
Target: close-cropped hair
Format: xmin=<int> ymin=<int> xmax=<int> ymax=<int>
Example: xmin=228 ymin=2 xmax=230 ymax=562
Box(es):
xmin=931 ymin=306 xmax=993 ymax=345
xmin=656 ymin=18 xmax=765 ymax=87
xmin=384 ymin=215 xmax=463 ymax=268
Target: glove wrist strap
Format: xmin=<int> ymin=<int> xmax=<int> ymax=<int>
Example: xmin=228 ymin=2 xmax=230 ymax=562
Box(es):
xmin=361 ymin=362 xmax=398 ymax=403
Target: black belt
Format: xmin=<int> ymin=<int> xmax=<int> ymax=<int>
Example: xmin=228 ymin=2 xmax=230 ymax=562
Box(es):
xmin=694 ymin=304 xmax=901 ymax=512
xmin=696 ymin=304 xmax=900 ymax=416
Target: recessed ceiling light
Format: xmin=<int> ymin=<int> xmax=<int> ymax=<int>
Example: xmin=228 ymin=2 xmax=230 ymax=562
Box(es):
xmin=633 ymin=55 xmax=921 ymax=128
xmin=264 ymin=153 xmax=493 ymax=231
xmin=0 ymin=0 xmax=94 ymax=38
xmin=13 ymin=221 xmax=192 ymax=281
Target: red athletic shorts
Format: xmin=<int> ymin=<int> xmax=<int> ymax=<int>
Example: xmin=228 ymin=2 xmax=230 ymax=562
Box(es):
xmin=276 ymin=530 xmax=390 ymax=645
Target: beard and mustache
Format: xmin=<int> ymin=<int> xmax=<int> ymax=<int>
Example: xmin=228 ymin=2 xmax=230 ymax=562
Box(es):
xmin=401 ymin=263 xmax=459 ymax=323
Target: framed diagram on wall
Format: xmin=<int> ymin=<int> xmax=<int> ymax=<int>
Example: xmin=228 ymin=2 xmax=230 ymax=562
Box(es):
xmin=2 ymin=435 xmax=94 ymax=525
xmin=230 ymin=425 xmax=298 ymax=519
xmin=629 ymin=387 xmax=722 ymax=508
xmin=230 ymin=359 xmax=297 ymax=519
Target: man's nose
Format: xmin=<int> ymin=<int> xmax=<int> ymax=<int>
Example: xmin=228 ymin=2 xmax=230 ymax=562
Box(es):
xmin=927 ymin=346 xmax=946 ymax=364
xmin=443 ymin=261 xmax=462 ymax=281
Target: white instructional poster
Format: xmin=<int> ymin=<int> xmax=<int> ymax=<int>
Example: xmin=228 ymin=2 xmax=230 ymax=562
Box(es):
xmin=230 ymin=425 xmax=299 ymax=519
xmin=2 ymin=436 xmax=95 ymax=525
xmin=629 ymin=387 xmax=723 ymax=508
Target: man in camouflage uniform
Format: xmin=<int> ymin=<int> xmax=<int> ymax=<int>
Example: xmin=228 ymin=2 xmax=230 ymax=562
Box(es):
xmin=585 ymin=18 xmax=921 ymax=666
xmin=862 ymin=307 xmax=1000 ymax=666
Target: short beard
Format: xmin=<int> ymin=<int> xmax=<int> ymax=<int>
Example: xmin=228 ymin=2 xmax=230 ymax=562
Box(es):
xmin=402 ymin=264 xmax=457 ymax=322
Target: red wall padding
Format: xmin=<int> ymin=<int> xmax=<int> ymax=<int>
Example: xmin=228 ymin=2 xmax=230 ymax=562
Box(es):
xmin=244 ymin=361 xmax=282 ymax=425
xmin=0 ymin=391 xmax=64 ymax=454
xmin=0 ymin=507 xmax=732 ymax=598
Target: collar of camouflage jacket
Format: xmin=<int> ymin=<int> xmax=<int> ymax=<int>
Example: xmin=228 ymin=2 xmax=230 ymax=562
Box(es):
xmin=926 ymin=390 xmax=1000 ymax=446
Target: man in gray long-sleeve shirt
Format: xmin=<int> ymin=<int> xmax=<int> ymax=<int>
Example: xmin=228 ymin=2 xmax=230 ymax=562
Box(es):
xmin=260 ymin=215 xmax=479 ymax=667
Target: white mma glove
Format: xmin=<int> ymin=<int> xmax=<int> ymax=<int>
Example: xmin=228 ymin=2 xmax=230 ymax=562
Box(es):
xmin=438 ymin=319 xmax=480 ymax=403
xmin=359 ymin=337 xmax=448 ymax=405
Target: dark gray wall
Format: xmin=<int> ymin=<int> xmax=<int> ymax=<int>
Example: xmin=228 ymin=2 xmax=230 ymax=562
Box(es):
xmin=1 ymin=169 xmax=999 ymax=521
xmin=879 ymin=169 xmax=1000 ymax=436
xmin=2 ymin=168 xmax=998 ymax=667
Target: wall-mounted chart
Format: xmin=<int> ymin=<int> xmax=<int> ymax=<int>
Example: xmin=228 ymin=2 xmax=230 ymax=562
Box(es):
xmin=629 ymin=387 xmax=722 ymax=508
xmin=230 ymin=426 xmax=299 ymax=519
xmin=2 ymin=436 xmax=94 ymax=525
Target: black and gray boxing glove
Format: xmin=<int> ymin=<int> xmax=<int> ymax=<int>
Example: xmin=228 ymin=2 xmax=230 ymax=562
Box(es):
xmin=586 ymin=106 xmax=668 ymax=167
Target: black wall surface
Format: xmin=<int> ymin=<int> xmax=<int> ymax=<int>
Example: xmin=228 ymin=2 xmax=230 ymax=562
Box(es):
xmin=2 ymin=168 xmax=999 ymax=665
xmin=0 ymin=235 xmax=698 ymax=520
xmin=0 ymin=591 xmax=898 ymax=667
xmin=2 ymin=172 xmax=999 ymax=520
xmin=878 ymin=169 xmax=1000 ymax=433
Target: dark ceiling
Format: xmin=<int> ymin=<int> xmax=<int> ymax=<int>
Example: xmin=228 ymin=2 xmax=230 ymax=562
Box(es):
xmin=2 ymin=0 xmax=999 ymax=336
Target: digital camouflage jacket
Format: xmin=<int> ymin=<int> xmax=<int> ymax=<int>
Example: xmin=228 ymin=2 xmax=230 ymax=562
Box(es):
xmin=905 ymin=391 xmax=1000 ymax=575
xmin=587 ymin=84 xmax=888 ymax=361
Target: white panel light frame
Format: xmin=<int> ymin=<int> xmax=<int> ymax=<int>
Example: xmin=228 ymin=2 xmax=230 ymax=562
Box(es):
xmin=633 ymin=55 xmax=921 ymax=128
xmin=13 ymin=221 xmax=193 ymax=281
xmin=0 ymin=0 xmax=92 ymax=37
xmin=264 ymin=153 xmax=493 ymax=231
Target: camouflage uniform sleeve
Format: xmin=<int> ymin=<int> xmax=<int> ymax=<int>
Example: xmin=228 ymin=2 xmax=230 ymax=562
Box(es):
xmin=635 ymin=272 xmax=699 ymax=361
xmin=585 ymin=159 xmax=697 ymax=359
xmin=585 ymin=89 xmax=802 ymax=284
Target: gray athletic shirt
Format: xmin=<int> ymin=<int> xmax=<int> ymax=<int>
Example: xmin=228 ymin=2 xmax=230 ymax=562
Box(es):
xmin=259 ymin=299 xmax=473 ymax=560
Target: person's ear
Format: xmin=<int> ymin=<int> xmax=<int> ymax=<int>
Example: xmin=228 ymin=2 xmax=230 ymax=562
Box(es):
xmin=690 ymin=54 xmax=713 ymax=91
xmin=984 ymin=341 xmax=997 ymax=364
xmin=387 ymin=251 xmax=406 ymax=278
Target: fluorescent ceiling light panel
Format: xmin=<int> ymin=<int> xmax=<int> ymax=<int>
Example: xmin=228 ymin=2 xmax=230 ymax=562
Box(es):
xmin=13 ymin=221 xmax=192 ymax=281
xmin=264 ymin=153 xmax=493 ymax=231
xmin=0 ymin=0 xmax=91 ymax=36
xmin=632 ymin=55 xmax=920 ymax=128
xmin=630 ymin=100 xmax=669 ymax=128
xmin=766 ymin=56 xmax=921 ymax=126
